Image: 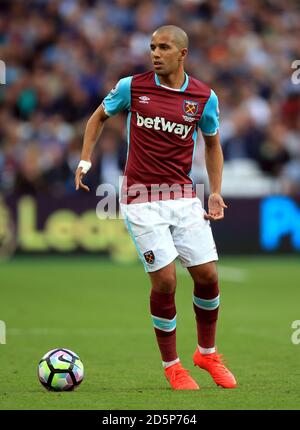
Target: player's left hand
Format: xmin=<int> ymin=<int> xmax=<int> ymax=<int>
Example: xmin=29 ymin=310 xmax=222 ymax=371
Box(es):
xmin=204 ymin=193 xmax=228 ymax=221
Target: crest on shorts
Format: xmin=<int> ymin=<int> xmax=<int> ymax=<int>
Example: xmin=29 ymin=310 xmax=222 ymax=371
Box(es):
xmin=144 ymin=250 xmax=155 ymax=265
xmin=183 ymin=100 xmax=199 ymax=116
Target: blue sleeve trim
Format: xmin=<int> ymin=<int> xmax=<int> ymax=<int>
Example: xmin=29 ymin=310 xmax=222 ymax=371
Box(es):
xmin=198 ymin=89 xmax=219 ymax=135
xmin=102 ymin=76 xmax=132 ymax=116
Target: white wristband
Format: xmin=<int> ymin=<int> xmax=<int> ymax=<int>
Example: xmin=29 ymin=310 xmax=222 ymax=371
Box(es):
xmin=78 ymin=160 xmax=91 ymax=174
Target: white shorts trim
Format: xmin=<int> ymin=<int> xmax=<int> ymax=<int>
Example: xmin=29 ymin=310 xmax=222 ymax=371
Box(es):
xmin=181 ymin=252 xmax=219 ymax=268
xmin=146 ymin=251 xmax=178 ymax=273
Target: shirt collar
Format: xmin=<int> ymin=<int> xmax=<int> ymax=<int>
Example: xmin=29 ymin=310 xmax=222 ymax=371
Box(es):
xmin=154 ymin=72 xmax=189 ymax=92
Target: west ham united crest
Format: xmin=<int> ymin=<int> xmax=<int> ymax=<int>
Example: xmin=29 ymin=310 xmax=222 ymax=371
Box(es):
xmin=183 ymin=100 xmax=199 ymax=116
xmin=144 ymin=250 xmax=155 ymax=265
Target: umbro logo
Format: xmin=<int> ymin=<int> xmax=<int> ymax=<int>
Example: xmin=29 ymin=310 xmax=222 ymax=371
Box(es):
xmin=139 ymin=96 xmax=150 ymax=104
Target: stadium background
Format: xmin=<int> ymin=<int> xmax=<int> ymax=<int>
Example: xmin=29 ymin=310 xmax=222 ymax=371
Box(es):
xmin=0 ymin=0 xmax=299 ymax=410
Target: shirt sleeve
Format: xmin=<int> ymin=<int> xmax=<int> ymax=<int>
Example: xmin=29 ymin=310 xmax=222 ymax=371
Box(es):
xmin=198 ymin=89 xmax=219 ymax=136
xmin=102 ymin=76 xmax=132 ymax=116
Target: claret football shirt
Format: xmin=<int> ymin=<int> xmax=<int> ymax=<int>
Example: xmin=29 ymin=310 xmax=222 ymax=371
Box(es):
xmin=102 ymin=71 xmax=219 ymax=203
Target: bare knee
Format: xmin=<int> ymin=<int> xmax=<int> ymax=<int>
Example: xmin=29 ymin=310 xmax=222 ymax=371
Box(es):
xmin=149 ymin=266 xmax=177 ymax=294
xmin=199 ymin=269 xmax=218 ymax=286
xmin=188 ymin=262 xmax=218 ymax=286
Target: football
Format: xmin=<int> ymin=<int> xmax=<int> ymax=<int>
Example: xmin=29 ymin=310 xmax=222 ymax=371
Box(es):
xmin=38 ymin=348 xmax=84 ymax=391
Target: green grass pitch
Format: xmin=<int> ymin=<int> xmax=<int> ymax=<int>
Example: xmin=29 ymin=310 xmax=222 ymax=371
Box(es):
xmin=0 ymin=256 xmax=299 ymax=410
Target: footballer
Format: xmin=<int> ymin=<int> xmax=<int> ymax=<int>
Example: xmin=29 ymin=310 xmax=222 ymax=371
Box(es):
xmin=75 ymin=25 xmax=237 ymax=390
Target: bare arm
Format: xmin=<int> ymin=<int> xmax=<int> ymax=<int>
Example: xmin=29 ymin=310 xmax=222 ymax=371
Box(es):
xmin=75 ymin=104 xmax=109 ymax=192
xmin=203 ymin=131 xmax=227 ymax=221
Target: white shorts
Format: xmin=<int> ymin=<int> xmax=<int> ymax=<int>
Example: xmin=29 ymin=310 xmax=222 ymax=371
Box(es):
xmin=120 ymin=197 xmax=218 ymax=272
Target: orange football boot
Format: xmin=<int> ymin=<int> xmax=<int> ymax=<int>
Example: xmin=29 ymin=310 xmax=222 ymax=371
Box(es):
xmin=164 ymin=362 xmax=200 ymax=390
xmin=193 ymin=348 xmax=237 ymax=388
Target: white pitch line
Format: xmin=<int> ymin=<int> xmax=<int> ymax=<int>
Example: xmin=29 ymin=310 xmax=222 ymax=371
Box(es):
xmin=8 ymin=328 xmax=149 ymax=336
xmin=217 ymin=266 xmax=248 ymax=283
xmin=234 ymin=327 xmax=284 ymax=343
xmin=176 ymin=263 xmax=247 ymax=283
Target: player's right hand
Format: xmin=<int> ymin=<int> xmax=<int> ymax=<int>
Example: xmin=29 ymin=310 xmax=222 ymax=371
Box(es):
xmin=75 ymin=167 xmax=90 ymax=192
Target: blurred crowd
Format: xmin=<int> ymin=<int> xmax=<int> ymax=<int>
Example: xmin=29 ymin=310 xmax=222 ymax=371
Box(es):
xmin=0 ymin=0 xmax=300 ymax=197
